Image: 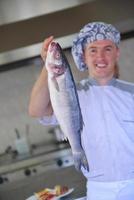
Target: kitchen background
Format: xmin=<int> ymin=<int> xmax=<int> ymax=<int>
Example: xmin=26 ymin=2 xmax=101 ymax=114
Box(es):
xmin=0 ymin=0 xmax=134 ymax=200
xmin=0 ymin=39 xmax=134 ymax=154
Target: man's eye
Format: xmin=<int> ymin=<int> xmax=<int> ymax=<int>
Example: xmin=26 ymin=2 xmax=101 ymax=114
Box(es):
xmin=90 ymin=49 xmax=96 ymax=53
xmin=106 ymin=47 xmax=112 ymax=52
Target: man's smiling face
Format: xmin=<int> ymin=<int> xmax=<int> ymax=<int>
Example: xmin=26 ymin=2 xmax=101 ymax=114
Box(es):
xmin=84 ymin=40 xmax=120 ymax=85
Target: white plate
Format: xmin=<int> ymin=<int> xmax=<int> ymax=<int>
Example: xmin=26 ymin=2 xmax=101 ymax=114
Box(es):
xmin=74 ymin=197 xmax=86 ymax=200
xmin=26 ymin=195 xmax=37 ymax=200
xmin=55 ymin=188 xmax=74 ymax=199
xmin=26 ymin=188 xmax=74 ymax=200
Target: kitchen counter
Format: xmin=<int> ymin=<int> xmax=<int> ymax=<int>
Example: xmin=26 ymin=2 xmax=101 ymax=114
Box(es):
xmin=0 ymin=142 xmax=70 ymax=174
xmin=0 ymin=142 xmax=86 ymax=200
xmin=0 ymin=166 xmax=86 ymax=200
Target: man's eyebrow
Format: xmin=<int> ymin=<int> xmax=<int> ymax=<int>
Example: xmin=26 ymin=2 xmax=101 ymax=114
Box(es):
xmin=104 ymin=45 xmax=113 ymax=48
xmin=87 ymin=46 xmax=97 ymax=50
xmin=88 ymin=45 xmax=113 ymax=49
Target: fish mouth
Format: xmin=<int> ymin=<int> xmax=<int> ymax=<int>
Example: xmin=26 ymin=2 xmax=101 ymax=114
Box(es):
xmin=50 ymin=42 xmax=60 ymax=51
xmin=48 ymin=41 xmax=66 ymax=76
xmin=49 ymin=42 xmax=57 ymax=52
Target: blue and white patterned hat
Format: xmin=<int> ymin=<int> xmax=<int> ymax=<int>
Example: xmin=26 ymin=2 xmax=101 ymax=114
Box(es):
xmin=71 ymin=22 xmax=121 ymax=71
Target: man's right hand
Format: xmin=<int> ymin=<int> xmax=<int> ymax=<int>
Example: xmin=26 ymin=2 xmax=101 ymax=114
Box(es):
xmin=41 ymin=36 xmax=54 ymax=62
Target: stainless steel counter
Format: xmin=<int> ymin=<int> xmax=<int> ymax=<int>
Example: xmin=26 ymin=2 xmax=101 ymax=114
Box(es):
xmin=0 ymin=166 xmax=86 ymax=200
xmin=0 ymin=142 xmax=86 ymax=200
xmin=0 ymin=142 xmax=74 ymax=186
xmin=0 ymin=146 xmax=71 ymax=174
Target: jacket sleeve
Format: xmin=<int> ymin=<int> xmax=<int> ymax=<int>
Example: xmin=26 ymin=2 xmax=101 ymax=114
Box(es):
xmin=38 ymin=114 xmax=59 ymax=126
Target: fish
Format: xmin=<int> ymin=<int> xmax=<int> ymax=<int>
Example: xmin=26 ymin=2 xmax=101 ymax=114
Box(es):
xmin=45 ymin=41 xmax=89 ymax=171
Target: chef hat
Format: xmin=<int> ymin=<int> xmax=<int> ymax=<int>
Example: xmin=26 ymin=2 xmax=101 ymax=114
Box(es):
xmin=71 ymin=22 xmax=120 ymax=71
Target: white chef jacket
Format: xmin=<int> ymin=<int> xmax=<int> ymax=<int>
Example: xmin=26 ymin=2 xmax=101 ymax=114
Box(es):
xmin=39 ymin=78 xmax=134 ymax=182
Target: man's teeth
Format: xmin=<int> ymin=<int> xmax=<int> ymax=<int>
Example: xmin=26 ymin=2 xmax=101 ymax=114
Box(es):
xmin=96 ymin=64 xmax=106 ymax=68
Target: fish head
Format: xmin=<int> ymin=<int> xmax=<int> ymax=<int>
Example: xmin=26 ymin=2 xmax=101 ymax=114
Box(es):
xmin=46 ymin=42 xmax=67 ymax=77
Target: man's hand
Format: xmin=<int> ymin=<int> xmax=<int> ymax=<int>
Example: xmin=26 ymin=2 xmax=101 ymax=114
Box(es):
xmin=73 ymin=150 xmax=89 ymax=172
xmin=41 ymin=36 xmax=54 ymax=62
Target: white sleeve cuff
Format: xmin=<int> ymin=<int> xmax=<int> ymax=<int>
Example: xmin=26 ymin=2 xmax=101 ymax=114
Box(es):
xmin=38 ymin=114 xmax=58 ymax=126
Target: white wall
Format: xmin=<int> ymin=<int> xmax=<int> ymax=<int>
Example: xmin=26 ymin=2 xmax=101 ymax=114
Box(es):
xmin=0 ymin=63 xmax=53 ymax=153
xmin=0 ymin=38 xmax=134 ymax=153
xmin=119 ymin=38 xmax=134 ymax=81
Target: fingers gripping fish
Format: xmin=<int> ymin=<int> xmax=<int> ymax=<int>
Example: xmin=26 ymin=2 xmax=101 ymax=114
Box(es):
xmin=45 ymin=41 xmax=89 ymax=171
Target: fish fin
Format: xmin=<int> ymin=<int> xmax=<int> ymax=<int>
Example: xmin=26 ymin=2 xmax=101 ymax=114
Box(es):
xmin=63 ymin=136 xmax=68 ymax=141
xmin=51 ymin=77 xmax=59 ymax=91
xmin=61 ymin=133 xmax=68 ymax=141
xmin=73 ymin=151 xmax=89 ymax=172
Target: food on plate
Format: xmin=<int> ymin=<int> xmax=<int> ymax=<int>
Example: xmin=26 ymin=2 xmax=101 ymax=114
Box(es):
xmin=35 ymin=185 xmax=69 ymax=200
xmin=35 ymin=188 xmax=55 ymax=200
xmin=54 ymin=185 xmax=69 ymax=196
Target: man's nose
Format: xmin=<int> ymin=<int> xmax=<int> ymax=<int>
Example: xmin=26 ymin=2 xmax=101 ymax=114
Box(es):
xmin=97 ymin=50 xmax=105 ymax=59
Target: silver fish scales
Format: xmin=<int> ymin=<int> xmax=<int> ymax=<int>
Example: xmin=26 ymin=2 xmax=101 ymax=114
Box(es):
xmin=46 ymin=41 xmax=89 ymax=171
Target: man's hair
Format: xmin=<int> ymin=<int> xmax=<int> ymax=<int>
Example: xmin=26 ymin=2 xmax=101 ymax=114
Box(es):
xmin=114 ymin=64 xmax=120 ymax=78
